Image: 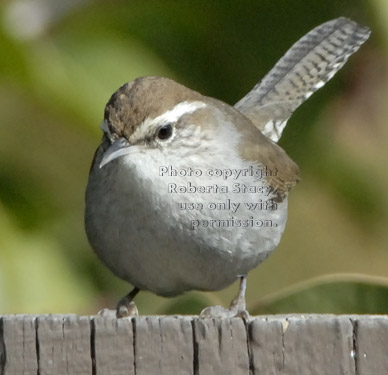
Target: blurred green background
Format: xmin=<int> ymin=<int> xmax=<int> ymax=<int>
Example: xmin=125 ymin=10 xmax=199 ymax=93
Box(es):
xmin=1 ymin=0 xmax=388 ymax=316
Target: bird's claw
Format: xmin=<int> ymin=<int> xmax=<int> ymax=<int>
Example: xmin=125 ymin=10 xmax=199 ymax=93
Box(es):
xmin=116 ymin=299 xmax=139 ymax=318
xmin=199 ymin=305 xmax=250 ymax=319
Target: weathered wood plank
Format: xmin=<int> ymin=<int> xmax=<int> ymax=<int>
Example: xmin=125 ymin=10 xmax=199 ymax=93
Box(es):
xmin=355 ymin=316 xmax=388 ymax=375
xmin=248 ymin=316 xmax=284 ymax=374
xmin=193 ymin=318 xmax=250 ymax=375
xmin=135 ymin=316 xmax=193 ymax=375
xmin=1 ymin=315 xmax=38 ymax=375
xmin=36 ymin=315 xmax=92 ymax=375
xmin=93 ymin=316 xmax=134 ymax=375
xmin=1 ymin=314 xmax=388 ymax=375
xmin=281 ymin=315 xmax=355 ymax=375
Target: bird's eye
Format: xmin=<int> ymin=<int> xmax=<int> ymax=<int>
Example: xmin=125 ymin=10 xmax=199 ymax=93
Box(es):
xmin=157 ymin=124 xmax=173 ymax=140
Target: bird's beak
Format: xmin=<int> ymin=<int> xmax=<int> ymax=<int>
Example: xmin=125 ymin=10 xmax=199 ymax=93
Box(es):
xmin=99 ymin=137 xmax=131 ymax=168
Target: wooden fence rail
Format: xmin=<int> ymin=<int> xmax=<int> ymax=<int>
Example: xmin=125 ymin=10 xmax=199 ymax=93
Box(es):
xmin=0 ymin=314 xmax=387 ymax=374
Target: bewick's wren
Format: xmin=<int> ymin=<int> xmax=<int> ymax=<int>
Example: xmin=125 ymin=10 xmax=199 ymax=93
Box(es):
xmin=85 ymin=18 xmax=370 ymax=318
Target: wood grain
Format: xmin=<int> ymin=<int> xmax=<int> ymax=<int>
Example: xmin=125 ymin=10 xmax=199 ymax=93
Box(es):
xmin=1 ymin=314 xmax=387 ymax=375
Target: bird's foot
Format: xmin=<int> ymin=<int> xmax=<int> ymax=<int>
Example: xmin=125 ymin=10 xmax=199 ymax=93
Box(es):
xmin=97 ymin=301 xmax=138 ymax=318
xmin=199 ymin=305 xmax=249 ymax=319
xmin=199 ymin=275 xmax=250 ymax=319
xmin=116 ymin=287 xmax=140 ymax=318
xmin=97 ymin=287 xmax=140 ymax=318
xmin=97 ymin=308 xmax=117 ymax=318
xmin=116 ymin=299 xmax=139 ymax=318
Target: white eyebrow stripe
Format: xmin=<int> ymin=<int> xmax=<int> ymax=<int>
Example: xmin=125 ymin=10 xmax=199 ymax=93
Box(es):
xmin=131 ymin=100 xmax=207 ymax=141
xmin=150 ymin=100 xmax=207 ymax=126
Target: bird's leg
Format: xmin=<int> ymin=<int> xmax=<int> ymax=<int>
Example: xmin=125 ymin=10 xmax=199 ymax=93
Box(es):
xmin=199 ymin=275 xmax=250 ymax=319
xmin=116 ymin=287 xmax=140 ymax=318
xmin=228 ymin=276 xmax=249 ymax=319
